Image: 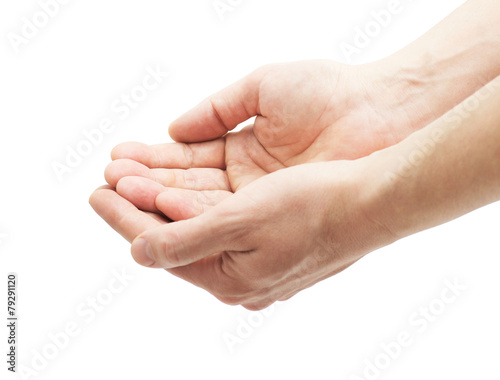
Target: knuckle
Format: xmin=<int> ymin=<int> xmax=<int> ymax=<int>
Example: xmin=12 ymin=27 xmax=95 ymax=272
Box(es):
xmin=181 ymin=143 xmax=195 ymax=168
xmin=242 ymin=299 xmax=275 ymax=311
xmin=195 ymin=192 xmax=209 ymax=213
xmin=214 ymin=278 xmax=254 ymax=301
xmin=157 ymin=232 xmax=185 ymax=268
xmin=216 ymin=295 xmax=244 ymax=306
xmin=254 ymin=63 xmax=275 ymax=77
xmin=208 ymin=97 xmax=228 ymax=131
xmin=182 ymin=169 xmax=197 ymax=189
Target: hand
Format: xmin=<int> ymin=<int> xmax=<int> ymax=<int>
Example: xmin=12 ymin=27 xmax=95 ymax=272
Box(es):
xmin=93 ymin=73 xmax=500 ymax=310
xmin=91 ymin=159 xmax=395 ymax=310
xmin=104 ymin=60 xmax=425 ymax=196
xmin=91 ymin=59 xmax=434 ymax=308
xmin=91 ymin=0 xmax=500 ymax=309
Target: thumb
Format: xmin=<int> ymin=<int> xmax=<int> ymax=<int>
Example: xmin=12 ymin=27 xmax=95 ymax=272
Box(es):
xmin=130 ymin=206 xmax=245 ymax=268
xmin=169 ymin=66 xmax=269 ymax=143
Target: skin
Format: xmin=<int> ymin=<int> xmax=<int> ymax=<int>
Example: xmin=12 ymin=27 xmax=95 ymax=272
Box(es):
xmin=103 ymin=60 xmax=418 ymax=195
xmin=90 ymin=76 xmax=500 ymax=310
xmin=91 ymin=0 xmax=500 ymax=310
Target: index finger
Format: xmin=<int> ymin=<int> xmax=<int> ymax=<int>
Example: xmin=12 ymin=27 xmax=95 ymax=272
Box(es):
xmin=111 ymin=139 xmax=226 ymax=169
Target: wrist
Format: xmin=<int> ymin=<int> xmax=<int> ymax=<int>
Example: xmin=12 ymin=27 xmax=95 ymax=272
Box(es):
xmin=372 ymin=0 xmax=500 ymax=136
xmin=353 ymin=153 xmax=407 ymax=243
xmin=379 ymin=48 xmax=497 ymax=127
xmin=359 ymin=148 xmax=415 ymax=241
xmin=360 ymin=75 xmax=500 ymax=241
xmin=320 ymin=159 xmax=402 ymax=258
xmin=343 ymin=57 xmax=465 ymax=151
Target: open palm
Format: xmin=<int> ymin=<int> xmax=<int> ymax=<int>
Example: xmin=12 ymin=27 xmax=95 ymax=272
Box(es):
xmin=103 ymin=60 xmax=416 ymax=217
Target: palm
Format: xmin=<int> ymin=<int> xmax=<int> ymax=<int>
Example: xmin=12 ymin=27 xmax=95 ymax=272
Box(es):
xmin=104 ymin=60 xmax=409 ymax=217
xmin=221 ymin=62 xmax=337 ymax=190
xmin=191 ymin=60 xmax=400 ymax=191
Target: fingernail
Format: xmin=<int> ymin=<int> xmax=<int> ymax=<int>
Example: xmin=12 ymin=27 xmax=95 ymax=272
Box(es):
xmin=132 ymin=238 xmax=155 ymax=267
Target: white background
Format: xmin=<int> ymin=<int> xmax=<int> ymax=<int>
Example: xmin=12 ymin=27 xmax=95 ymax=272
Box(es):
xmin=1 ymin=0 xmax=499 ymax=379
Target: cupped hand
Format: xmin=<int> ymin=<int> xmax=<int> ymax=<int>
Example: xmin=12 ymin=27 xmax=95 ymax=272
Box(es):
xmin=91 ymin=59 xmax=418 ymax=309
xmin=105 ymin=60 xmax=420 ymax=196
xmin=91 ymin=159 xmax=394 ymax=310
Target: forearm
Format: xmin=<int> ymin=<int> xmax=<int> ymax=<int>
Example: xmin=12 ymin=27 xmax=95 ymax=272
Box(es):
xmin=368 ymin=75 xmax=500 ymax=239
xmin=376 ymin=0 xmax=500 ymax=133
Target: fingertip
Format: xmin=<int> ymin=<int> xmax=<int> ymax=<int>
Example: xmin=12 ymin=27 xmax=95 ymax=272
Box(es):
xmin=110 ymin=142 xmax=127 ymax=160
xmin=116 ymin=176 xmax=164 ymax=213
xmin=131 ymin=237 xmax=156 ymax=267
xmin=115 ymin=175 xmax=132 ymax=194
xmin=167 ymin=101 xmax=210 ymax=143
xmin=104 ymin=159 xmax=150 ymax=187
xmin=115 ymin=175 xmax=152 ymax=195
xmin=154 ymin=189 xmax=168 ymax=204
xmin=154 ymin=187 xmax=202 ymax=221
xmin=111 ymin=142 xmax=148 ymax=160
xmin=88 ymin=189 xmax=99 ymax=208
xmin=169 ymin=68 xmax=265 ymax=143
xmin=88 ymin=185 xmax=115 ymax=212
xmin=168 ymin=121 xmax=181 ymax=142
xmin=104 ymin=161 xmax=118 ymax=186
xmin=154 ymin=189 xmax=183 ymax=220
